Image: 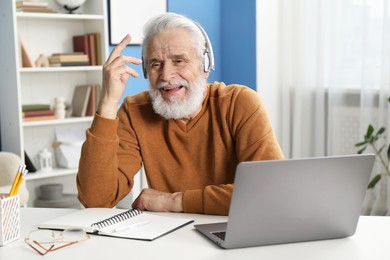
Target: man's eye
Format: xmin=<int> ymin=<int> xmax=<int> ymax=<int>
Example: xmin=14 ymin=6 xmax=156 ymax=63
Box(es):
xmin=173 ymin=59 xmax=184 ymax=65
xmin=151 ymin=62 xmax=161 ymax=68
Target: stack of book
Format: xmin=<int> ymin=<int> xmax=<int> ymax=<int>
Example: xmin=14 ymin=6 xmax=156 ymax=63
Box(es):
xmin=73 ymin=33 xmax=102 ymax=66
xmin=16 ymin=1 xmax=55 ymax=13
xmin=49 ymin=53 xmax=89 ymax=67
xmin=22 ymin=104 xmax=55 ymax=122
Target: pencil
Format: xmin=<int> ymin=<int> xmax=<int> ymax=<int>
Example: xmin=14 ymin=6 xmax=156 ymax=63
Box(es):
xmin=9 ymin=165 xmax=23 ymax=196
xmin=13 ymin=168 xmax=28 ymax=196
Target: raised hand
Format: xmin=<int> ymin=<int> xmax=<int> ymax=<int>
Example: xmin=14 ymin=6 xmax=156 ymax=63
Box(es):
xmin=97 ymin=34 xmax=143 ymax=119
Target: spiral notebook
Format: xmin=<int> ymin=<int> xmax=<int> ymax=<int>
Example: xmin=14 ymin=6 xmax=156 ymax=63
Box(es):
xmin=38 ymin=208 xmax=194 ymax=241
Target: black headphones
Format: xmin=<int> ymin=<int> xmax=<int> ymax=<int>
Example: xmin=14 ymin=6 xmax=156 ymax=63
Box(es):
xmin=142 ymin=21 xmax=215 ymax=79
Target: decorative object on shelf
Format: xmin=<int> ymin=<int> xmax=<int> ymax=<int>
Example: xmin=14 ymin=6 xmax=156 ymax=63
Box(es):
xmin=20 ymin=40 xmax=34 ymax=68
xmin=39 ymin=148 xmax=53 ymax=172
xmin=34 ymin=183 xmax=80 ymax=208
xmin=65 ymin=101 xmax=72 ymax=118
xmin=34 ymin=54 xmax=49 ymax=67
xmin=24 ymin=151 xmax=37 ymax=173
xmin=54 ymin=96 xmax=66 ymax=119
xmin=53 ymin=128 xmax=84 ymax=169
xmin=55 ymin=0 xmax=87 ymax=14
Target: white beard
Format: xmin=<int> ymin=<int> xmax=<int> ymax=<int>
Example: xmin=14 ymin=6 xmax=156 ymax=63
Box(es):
xmin=149 ymin=76 xmax=206 ymax=120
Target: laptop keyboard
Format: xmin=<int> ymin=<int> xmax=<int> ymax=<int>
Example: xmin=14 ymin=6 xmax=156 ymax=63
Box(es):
xmin=212 ymin=231 xmax=226 ymax=241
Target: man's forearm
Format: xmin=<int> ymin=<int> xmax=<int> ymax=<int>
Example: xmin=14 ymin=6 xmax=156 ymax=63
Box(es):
xmin=77 ymin=130 xmax=122 ymax=208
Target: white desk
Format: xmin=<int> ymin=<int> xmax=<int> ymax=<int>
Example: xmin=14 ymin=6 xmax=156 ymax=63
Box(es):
xmin=1 ymin=208 xmax=390 ymax=260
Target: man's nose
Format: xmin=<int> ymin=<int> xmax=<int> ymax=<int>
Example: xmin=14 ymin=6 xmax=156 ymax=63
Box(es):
xmin=160 ymin=62 xmax=176 ymax=81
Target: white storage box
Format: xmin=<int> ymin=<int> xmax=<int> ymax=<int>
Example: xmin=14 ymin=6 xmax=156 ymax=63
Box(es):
xmin=53 ymin=128 xmax=85 ymax=169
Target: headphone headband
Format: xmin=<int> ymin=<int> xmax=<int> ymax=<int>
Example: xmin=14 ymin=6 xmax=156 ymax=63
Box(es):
xmin=193 ymin=21 xmax=215 ymax=73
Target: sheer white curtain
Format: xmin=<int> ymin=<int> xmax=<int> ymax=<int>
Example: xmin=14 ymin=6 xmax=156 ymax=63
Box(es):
xmin=257 ymin=0 xmax=390 ymax=215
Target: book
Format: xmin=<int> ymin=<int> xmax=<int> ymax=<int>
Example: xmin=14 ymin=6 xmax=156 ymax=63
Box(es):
xmin=50 ymin=61 xmax=89 ymax=67
xmin=49 ymin=53 xmax=89 ymax=67
xmin=93 ymin=32 xmax=102 ymax=65
xmin=23 ymin=115 xmax=56 ymax=122
xmin=23 ymin=109 xmax=54 ymax=118
xmin=16 ymin=1 xmax=54 ymax=13
xmin=73 ymin=33 xmax=101 ymax=66
xmin=71 ymin=85 xmax=92 ymax=117
xmin=38 ymin=208 xmax=194 ymax=241
xmin=16 ymin=5 xmax=55 ymax=13
xmin=88 ymin=34 xmax=97 ymax=66
xmin=85 ymin=84 xmax=97 ymax=116
xmin=73 ymin=35 xmax=92 ymax=65
xmin=49 ymin=53 xmax=89 ymax=62
xmin=22 ymin=104 xmax=51 ymax=112
xmin=16 ymin=1 xmax=49 ymax=8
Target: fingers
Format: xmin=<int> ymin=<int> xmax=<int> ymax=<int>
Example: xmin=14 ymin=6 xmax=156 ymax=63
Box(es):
xmin=106 ymin=34 xmax=131 ymax=64
xmin=104 ymin=56 xmax=141 ymax=79
xmin=105 ymin=54 xmax=142 ymax=69
xmin=104 ymin=34 xmax=142 ymax=77
xmin=131 ymin=193 xmax=144 ymax=210
xmin=106 ymin=34 xmax=142 ymax=66
xmin=132 ymin=188 xmax=155 ymax=211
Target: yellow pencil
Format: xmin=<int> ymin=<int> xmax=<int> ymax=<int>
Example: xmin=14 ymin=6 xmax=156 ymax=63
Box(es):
xmin=13 ymin=168 xmax=28 ymax=196
xmin=9 ymin=165 xmax=23 ymax=196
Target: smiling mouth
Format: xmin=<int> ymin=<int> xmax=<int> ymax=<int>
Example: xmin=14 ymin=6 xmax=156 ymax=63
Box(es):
xmin=161 ymin=86 xmax=184 ymax=92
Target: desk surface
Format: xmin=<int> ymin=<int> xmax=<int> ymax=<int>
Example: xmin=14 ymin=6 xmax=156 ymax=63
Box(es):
xmin=1 ymin=208 xmax=390 ymax=260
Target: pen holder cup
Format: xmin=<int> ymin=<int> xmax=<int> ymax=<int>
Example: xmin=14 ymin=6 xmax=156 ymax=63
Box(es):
xmin=0 ymin=195 xmax=20 ymax=246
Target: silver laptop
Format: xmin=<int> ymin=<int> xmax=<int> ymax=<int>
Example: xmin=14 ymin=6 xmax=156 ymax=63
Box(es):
xmin=194 ymin=154 xmax=375 ymax=249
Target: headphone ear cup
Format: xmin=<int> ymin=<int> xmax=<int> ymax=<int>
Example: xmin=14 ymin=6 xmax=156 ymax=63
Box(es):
xmin=204 ymin=52 xmax=210 ymax=72
xmin=142 ymin=56 xmax=148 ymax=79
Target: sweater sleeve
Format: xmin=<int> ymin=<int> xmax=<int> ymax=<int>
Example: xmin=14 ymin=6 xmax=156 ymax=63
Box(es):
xmin=77 ymin=110 xmax=142 ymax=208
xmin=182 ymin=184 xmax=233 ymax=215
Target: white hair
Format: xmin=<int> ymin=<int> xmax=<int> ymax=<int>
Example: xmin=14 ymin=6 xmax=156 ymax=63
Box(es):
xmin=142 ymin=12 xmax=206 ymax=69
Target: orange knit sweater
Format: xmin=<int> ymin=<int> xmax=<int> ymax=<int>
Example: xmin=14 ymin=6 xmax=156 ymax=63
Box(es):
xmin=77 ymin=82 xmax=284 ymax=215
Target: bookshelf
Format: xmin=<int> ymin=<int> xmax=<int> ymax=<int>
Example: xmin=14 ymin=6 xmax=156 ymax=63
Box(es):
xmin=0 ymin=0 xmax=109 ymax=206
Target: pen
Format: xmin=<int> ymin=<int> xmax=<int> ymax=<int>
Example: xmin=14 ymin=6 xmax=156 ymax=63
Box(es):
xmin=112 ymin=221 xmax=151 ymax=233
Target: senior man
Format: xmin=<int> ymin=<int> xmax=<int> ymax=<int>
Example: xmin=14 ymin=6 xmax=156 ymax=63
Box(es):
xmin=77 ymin=12 xmax=284 ymax=215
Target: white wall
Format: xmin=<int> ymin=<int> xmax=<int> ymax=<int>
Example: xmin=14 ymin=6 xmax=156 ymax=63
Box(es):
xmin=256 ymin=0 xmax=281 ymax=140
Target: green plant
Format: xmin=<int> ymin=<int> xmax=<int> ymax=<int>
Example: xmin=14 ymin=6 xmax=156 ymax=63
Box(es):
xmin=356 ymin=123 xmax=390 ymax=189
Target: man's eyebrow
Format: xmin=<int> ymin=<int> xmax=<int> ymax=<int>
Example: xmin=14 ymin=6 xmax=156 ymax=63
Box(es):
xmin=148 ymin=54 xmax=189 ymax=63
xmin=148 ymin=58 xmax=160 ymax=63
xmin=169 ymin=54 xmax=189 ymax=60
